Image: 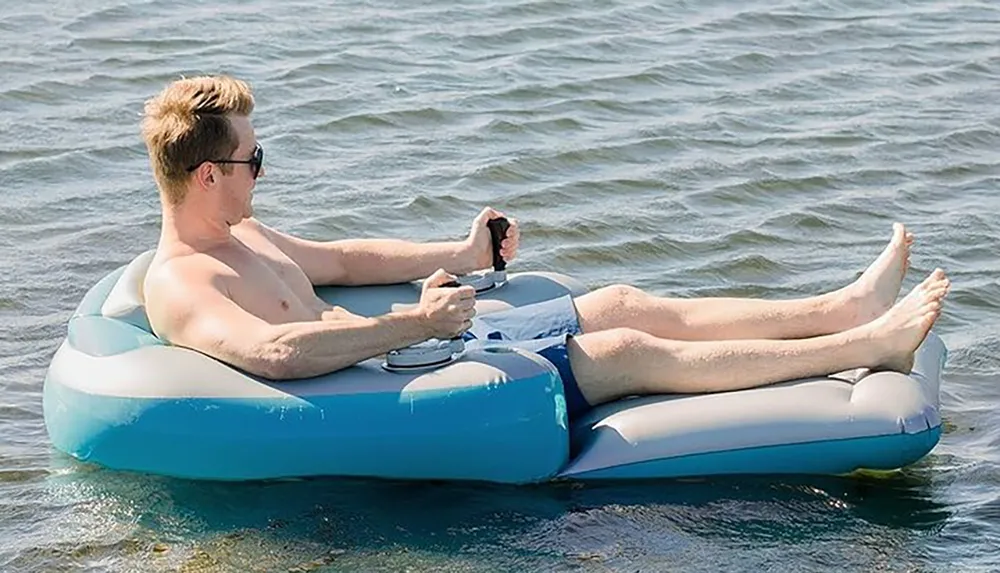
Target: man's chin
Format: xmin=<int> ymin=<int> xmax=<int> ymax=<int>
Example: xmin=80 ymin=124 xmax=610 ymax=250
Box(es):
xmin=226 ymin=209 xmax=253 ymax=227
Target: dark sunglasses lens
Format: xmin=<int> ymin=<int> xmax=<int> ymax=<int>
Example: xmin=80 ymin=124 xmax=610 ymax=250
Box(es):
xmin=252 ymin=146 xmax=263 ymax=179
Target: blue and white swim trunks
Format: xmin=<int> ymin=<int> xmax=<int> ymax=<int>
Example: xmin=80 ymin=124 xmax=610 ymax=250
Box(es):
xmin=463 ymin=294 xmax=591 ymax=421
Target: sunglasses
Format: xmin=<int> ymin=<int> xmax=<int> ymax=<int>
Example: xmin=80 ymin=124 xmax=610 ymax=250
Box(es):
xmin=187 ymin=143 xmax=264 ymax=180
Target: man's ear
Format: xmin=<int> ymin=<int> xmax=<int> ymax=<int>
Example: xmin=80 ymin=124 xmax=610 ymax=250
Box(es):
xmin=193 ymin=163 xmax=215 ymax=187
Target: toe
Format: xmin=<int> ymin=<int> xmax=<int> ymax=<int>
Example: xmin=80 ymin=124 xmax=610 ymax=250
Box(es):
xmin=892 ymin=222 xmax=905 ymax=241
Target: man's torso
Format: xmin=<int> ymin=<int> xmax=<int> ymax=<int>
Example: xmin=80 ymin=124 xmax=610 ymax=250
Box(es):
xmin=145 ymin=221 xmax=353 ymax=340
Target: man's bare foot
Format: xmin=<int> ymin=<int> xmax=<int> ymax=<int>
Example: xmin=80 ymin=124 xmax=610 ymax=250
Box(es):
xmin=841 ymin=223 xmax=914 ymax=327
xmin=864 ymin=268 xmax=950 ymax=373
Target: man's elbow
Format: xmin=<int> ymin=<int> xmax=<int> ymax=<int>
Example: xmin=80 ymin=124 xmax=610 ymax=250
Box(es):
xmin=256 ymin=359 xmax=296 ymax=381
xmin=249 ymin=342 xmax=349 ymax=380
xmin=247 ymin=343 xmax=302 ymax=380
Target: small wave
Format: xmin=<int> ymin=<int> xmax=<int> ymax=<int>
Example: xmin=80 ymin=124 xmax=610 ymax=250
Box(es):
xmin=61 ymin=2 xmax=150 ymax=33
xmin=481 ymin=116 xmax=587 ymax=136
xmin=916 ymin=161 xmax=1000 ymax=183
xmin=549 ymin=233 xmax=721 ymax=269
xmin=0 ymin=468 xmax=50 ymax=483
xmin=936 ymin=127 xmax=1000 ymax=153
xmin=315 ymin=107 xmax=463 ymax=135
xmin=685 ymin=7 xmax=876 ymax=36
xmin=66 ymin=35 xmax=214 ymax=53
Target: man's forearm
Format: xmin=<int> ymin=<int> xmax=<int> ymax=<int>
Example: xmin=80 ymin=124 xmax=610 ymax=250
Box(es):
xmin=332 ymin=239 xmax=476 ymax=285
xmin=259 ymin=310 xmax=432 ymax=379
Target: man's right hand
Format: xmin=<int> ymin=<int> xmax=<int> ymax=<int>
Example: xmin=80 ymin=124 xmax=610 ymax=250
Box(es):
xmin=418 ymin=269 xmax=476 ymax=339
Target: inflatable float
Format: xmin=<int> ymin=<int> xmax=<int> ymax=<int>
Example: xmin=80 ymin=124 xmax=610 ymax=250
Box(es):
xmin=43 ymin=232 xmax=947 ymax=483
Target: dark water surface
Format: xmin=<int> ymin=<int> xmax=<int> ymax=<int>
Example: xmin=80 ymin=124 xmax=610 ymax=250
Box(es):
xmin=1 ymin=0 xmax=999 ymax=571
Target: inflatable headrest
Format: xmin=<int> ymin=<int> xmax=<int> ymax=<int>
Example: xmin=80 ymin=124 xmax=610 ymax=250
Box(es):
xmin=101 ymin=250 xmax=155 ymax=331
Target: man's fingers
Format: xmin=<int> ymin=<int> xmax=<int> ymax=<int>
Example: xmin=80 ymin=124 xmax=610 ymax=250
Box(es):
xmin=476 ymin=206 xmax=511 ymax=228
xmin=450 ymin=319 xmax=472 ymax=337
xmin=474 ymin=206 xmax=497 ymax=226
xmin=500 ymin=218 xmax=519 ymax=259
xmin=425 ymin=269 xmax=459 ymax=289
xmin=500 ymin=236 xmax=518 ymax=260
xmin=426 ymin=268 xmax=447 ymax=284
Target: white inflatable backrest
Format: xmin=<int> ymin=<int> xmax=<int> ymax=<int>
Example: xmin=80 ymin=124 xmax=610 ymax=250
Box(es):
xmin=101 ymin=250 xmax=156 ymax=329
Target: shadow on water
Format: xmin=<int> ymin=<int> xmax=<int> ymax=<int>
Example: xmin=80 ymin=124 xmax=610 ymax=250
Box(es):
xmin=45 ymin=453 xmax=952 ymax=556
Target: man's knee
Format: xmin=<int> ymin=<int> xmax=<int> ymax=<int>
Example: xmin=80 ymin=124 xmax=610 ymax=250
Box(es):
xmin=576 ymin=327 xmax=654 ymax=360
xmin=593 ymin=283 xmax=647 ymax=314
xmin=577 ymin=284 xmax=665 ymax=333
xmin=569 ymin=328 xmax=660 ymax=402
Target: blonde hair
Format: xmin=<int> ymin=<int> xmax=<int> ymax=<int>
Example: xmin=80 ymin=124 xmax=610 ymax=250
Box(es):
xmin=141 ymin=75 xmax=255 ymax=205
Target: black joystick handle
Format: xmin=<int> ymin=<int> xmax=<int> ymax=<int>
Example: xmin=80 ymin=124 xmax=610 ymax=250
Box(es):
xmin=487 ymin=217 xmax=510 ymax=272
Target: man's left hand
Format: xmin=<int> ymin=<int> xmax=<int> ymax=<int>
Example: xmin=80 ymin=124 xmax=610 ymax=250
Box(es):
xmin=465 ymin=207 xmax=519 ymax=270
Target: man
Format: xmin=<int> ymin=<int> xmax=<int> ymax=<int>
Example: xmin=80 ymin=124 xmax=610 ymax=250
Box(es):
xmin=142 ymin=76 xmax=950 ymax=424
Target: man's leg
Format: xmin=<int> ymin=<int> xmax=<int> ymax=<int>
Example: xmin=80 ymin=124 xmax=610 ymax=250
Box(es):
xmin=574 ymin=224 xmax=914 ymax=341
xmin=566 ymin=269 xmax=948 ymax=407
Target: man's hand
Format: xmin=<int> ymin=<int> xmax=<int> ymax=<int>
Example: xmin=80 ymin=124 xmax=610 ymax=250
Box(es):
xmin=465 ymin=207 xmax=520 ymax=271
xmin=418 ymin=269 xmax=477 ymax=339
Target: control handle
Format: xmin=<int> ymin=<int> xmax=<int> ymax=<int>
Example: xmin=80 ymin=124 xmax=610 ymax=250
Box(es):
xmin=486 ymin=217 xmax=509 ymax=272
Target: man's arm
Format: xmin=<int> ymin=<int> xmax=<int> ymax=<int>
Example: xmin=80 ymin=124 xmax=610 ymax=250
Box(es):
xmin=153 ymin=285 xmax=430 ymax=379
xmin=247 ymin=207 xmax=520 ymax=286
xmin=250 ymin=218 xmax=477 ymax=286
xmin=147 ymin=270 xmax=474 ymax=380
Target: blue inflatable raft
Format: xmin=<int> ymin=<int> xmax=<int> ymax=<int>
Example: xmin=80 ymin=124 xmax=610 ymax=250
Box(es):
xmin=43 ymin=251 xmax=947 ymax=483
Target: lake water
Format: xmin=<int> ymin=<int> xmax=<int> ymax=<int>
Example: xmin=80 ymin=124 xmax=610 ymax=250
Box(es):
xmin=1 ymin=0 xmax=999 ymax=571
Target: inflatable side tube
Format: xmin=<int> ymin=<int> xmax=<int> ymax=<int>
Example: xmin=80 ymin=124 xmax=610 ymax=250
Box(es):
xmin=559 ymin=332 xmax=947 ymax=480
xmin=45 ymin=338 xmax=570 ymax=483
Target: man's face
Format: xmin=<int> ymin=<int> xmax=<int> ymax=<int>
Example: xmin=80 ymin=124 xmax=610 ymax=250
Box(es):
xmin=220 ymin=114 xmax=263 ymax=223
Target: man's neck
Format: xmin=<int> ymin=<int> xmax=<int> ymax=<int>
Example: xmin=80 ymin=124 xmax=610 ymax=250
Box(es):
xmin=159 ymin=197 xmax=235 ymax=252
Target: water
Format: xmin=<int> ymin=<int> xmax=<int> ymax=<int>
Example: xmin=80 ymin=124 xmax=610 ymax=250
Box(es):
xmin=1 ymin=0 xmax=999 ymax=570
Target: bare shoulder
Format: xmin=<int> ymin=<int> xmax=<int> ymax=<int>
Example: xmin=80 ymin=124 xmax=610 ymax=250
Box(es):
xmin=234 ymin=217 xmax=346 ymax=286
xmin=145 ymin=250 xmax=232 ymax=299
xmin=232 ymin=217 xmax=303 ymax=260
xmin=238 ymin=217 xmax=328 ymax=252
xmin=235 ymin=217 xmax=287 ymax=243
xmin=143 ymin=249 xmax=276 ymax=373
xmin=144 ymin=252 xmax=234 ymax=341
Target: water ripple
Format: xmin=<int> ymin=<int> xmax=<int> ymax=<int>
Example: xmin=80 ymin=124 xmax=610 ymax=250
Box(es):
xmin=2 ymin=0 xmax=1000 ymax=570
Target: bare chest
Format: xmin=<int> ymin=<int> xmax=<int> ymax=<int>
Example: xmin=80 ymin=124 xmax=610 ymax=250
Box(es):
xmin=222 ymin=236 xmax=323 ymax=324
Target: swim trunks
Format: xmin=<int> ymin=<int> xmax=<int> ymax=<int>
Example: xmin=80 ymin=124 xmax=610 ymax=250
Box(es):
xmin=463 ymin=294 xmax=591 ymax=422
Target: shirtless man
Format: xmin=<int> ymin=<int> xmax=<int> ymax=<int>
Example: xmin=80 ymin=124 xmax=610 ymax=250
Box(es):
xmin=142 ymin=76 xmax=950 ymax=423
